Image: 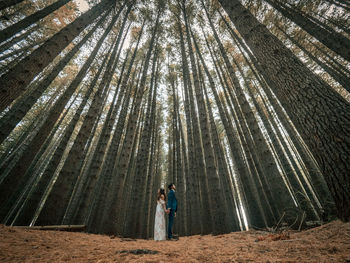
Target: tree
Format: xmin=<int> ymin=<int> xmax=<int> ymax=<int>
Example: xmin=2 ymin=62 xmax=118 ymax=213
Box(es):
xmin=0 ymin=0 xmax=115 ymax=111
xmin=218 ymin=0 xmax=350 ymax=221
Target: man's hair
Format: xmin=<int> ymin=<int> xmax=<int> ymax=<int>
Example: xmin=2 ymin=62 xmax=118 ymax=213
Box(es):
xmin=168 ymin=183 xmax=174 ymax=190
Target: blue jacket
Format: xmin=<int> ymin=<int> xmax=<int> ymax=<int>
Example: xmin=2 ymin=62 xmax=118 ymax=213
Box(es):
xmin=167 ymin=189 xmax=177 ymax=212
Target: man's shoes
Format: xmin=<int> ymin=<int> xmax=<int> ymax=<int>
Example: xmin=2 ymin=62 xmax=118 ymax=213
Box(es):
xmin=167 ymin=236 xmax=179 ymax=241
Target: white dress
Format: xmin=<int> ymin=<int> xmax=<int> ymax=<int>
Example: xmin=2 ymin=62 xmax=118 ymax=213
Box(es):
xmin=154 ymin=199 xmax=166 ymax=241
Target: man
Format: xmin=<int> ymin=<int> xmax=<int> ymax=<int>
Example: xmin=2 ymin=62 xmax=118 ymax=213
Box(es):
xmin=166 ymin=183 xmax=177 ymax=240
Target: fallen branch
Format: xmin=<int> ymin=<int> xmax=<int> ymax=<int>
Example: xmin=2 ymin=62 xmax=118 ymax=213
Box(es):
xmin=255 ymin=232 xmax=290 ymax=242
xmin=118 ymin=249 xmax=159 ymax=255
xmin=280 ymin=238 xmax=303 ymax=242
xmin=14 ymin=225 xmax=86 ymax=232
xmin=273 ymin=212 xmax=286 ymax=232
xmin=298 ymin=211 xmax=306 ymax=231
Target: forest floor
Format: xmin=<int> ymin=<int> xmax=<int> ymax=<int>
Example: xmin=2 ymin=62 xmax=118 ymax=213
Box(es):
xmin=0 ymin=220 xmax=350 ymax=262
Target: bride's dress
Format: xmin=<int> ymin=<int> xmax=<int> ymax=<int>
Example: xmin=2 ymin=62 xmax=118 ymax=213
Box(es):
xmin=154 ymin=199 xmax=166 ymax=240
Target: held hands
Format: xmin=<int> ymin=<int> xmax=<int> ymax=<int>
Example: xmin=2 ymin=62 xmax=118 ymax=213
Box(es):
xmin=165 ymin=209 xmax=176 ymax=217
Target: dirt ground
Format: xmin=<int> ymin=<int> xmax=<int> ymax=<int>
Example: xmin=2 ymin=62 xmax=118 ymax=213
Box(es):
xmin=0 ymin=220 xmax=349 ymax=263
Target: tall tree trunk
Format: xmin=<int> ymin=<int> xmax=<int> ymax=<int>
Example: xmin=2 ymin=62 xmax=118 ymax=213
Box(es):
xmin=219 ymin=0 xmax=350 ymax=221
xmin=127 ymin=44 xmax=159 ymax=238
xmin=0 ymin=12 xmax=120 ymax=222
xmin=193 ymin=34 xmax=240 ymax=231
xmin=0 ymin=0 xmax=25 ymax=11
xmin=0 ymin=12 xmax=109 ymax=144
xmin=11 ymin=57 xmax=108 ymax=226
xmin=1 ymin=91 xmax=80 ymax=225
xmin=218 ymin=9 xmax=334 ymax=217
xmin=142 ymin=91 xmax=161 ymax=238
xmin=101 ymin=17 xmax=161 ymax=235
xmin=176 ymin=19 xmax=201 ymax=234
xmin=264 ymin=0 xmax=350 ymax=62
xmin=89 ymin=48 xmax=144 ymax=234
xmin=182 ymin=4 xmax=214 ymax=234
xmin=0 ymin=25 xmax=39 ymax=54
xmin=0 ymin=39 xmax=45 ymax=61
xmin=3 ymin=105 xmax=69 ymax=225
xmin=0 ymin=0 xmax=114 ymax=111
xmin=204 ymin=34 xmax=272 ymax=227
xmin=0 ymin=0 xmax=72 ymax=43
xmin=275 ymin=25 xmax=350 ymax=92
xmin=185 ymin=9 xmax=229 ymax=234
xmin=121 ymin=100 xmax=147 ymax=237
xmin=36 ymin=29 xmax=122 ymax=226
xmin=204 ymin=6 xmax=287 ymax=223
xmin=64 ymin=14 xmax=132 ymax=226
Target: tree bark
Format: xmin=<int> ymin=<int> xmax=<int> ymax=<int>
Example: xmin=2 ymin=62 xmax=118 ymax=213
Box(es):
xmin=0 ymin=0 xmax=25 ymax=11
xmin=0 ymin=12 xmax=109 ymax=144
xmin=264 ymin=0 xmax=350 ymax=62
xmin=219 ymin=0 xmax=350 ymax=221
xmin=0 ymin=0 xmax=72 ymax=44
xmin=0 ymin=0 xmax=113 ymax=111
xmin=0 ymin=13 xmax=119 ymax=222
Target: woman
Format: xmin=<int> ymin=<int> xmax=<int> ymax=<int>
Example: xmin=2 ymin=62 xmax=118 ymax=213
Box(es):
xmin=154 ymin=188 xmax=167 ymax=241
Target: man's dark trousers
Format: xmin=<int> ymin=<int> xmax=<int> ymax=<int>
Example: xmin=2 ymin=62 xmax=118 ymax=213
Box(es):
xmin=168 ymin=209 xmax=175 ymax=239
xmin=167 ymin=188 xmax=177 ymax=239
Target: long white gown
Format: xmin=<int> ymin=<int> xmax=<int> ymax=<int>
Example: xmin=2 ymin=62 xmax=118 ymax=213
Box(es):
xmin=154 ymin=199 xmax=166 ymax=241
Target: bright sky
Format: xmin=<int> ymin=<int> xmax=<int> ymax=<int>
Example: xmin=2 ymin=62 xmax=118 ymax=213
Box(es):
xmin=74 ymin=0 xmax=89 ymax=12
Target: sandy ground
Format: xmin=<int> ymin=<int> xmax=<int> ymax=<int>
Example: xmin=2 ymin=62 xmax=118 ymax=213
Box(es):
xmin=0 ymin=220 xmax=349 ymax=262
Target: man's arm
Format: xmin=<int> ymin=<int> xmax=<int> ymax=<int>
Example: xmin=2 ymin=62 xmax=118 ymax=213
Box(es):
xmin=167 ymin=191 xmax=174 ymax=210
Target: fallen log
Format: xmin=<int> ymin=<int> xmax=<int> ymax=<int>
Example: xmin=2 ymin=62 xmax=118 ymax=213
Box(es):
xmin=14 ymin=225 xmax=86 ymax=232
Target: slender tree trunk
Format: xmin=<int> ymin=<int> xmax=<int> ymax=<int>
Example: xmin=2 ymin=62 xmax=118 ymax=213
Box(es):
xmin=0 ymin=0 xmax=114 ymax=111
xmin=193 ymin=34 xmax=240 ymax=231
xmin=136 ymin=50 xmax=160 ymax=238
xmin=264 ymin=0 xmax=350 ymax=62
xmin=89 ymin=51 xmax=144 ymax=234
xmin=204 ymin=8 xmax=286 ymax=223
xmin=218 ymin=10 xmax=334 ymax=217
xmin=103 ymin=12 xmax=161 ymax=235
xmin=36 ymin=29 xmax=122 ymax=226
xmin=0 ymin=0 xmax=25 ymax=11
xmin=0 ymin=39 xmax=45 ymax=61
xmin=3 ymin=111 xmax=67 ymax=225
xmin=0 ymin=12 xmax=109 ymax=144
xmin=204 ymin=34 xmax=272 ymax=227
xmin=276 ymin=25 xmax=350 ymax=92
xmin=176 ymin=20 xmax=201 ymax=234
xmin=1 ymin=91 xmax=80 ymax=224
xmin=0 ymin=12 xmax=118 ymax=222
xmin=182 ymin=5 xmax=215 ymax=234
xmin=0 ymin=0 xmax=72 ymax=44
xmin=11 ymin=58 xmax=108 ymax=226
xmin=0 ymin=24 xmax=39 ymax=54
xmin=128 ymin=44 xmax=159 ymax=238
xmin=64 ymin=15 xmax=132 ymax=226
xmin=186 ymin=16 xmax=229 ymax=234
xmin=219 ymin=0 xmax=350 ymax=221
xmin=143 ymin=98 xmax=161 ymax=238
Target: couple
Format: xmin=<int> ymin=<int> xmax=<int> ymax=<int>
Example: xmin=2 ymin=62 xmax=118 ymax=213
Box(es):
xmin=154 ymin=183 xmax=177 ymax=241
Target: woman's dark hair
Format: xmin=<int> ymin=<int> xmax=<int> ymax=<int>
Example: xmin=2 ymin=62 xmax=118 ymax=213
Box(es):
xmin=157 ymin=188 xmax=166 ymax=201
xmin=168 ymin=183 xmax=174 ymax=190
